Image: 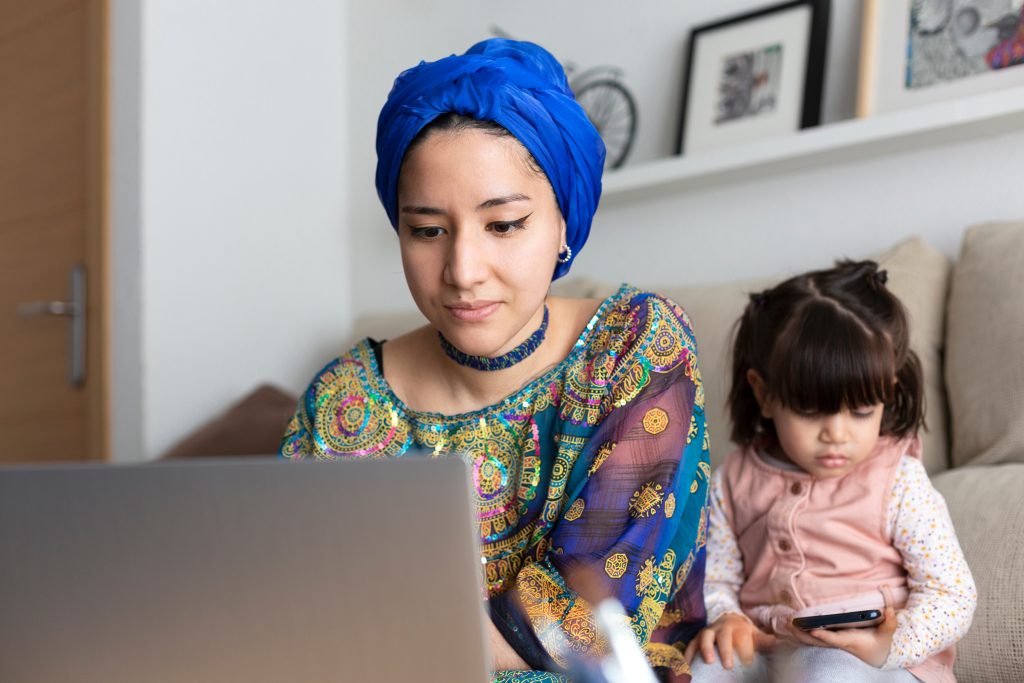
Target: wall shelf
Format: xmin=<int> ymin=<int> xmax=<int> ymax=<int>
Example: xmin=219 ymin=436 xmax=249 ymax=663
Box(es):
xmin=602 ymin=84 xmax=1024 ymax=205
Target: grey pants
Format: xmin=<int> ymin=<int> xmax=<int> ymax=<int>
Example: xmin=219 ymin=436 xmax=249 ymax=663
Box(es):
xmin=689 ymin=645 xmax=920 ymax=683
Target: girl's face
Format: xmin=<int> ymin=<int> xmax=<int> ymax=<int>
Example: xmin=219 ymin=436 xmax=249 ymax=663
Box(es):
xmin=767 ymin=404 xmax=885 ymax=478
xmin=748 ymin=370 xmax=885 ymax=478
xmin=397 ymin=128 xmax=566 ymax=359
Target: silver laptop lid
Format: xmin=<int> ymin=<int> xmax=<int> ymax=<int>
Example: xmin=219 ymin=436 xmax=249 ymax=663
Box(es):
xmin=0 ymin=457 xmax=489 ymax=683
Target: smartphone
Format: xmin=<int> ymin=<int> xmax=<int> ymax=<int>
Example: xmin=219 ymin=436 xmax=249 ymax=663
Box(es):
xmin=792 ymin=609 xmax=884 ymax=631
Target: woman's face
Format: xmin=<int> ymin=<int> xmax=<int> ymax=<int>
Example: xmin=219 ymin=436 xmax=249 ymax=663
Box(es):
xmin=397 ymin=128 xmax=566 ymax=358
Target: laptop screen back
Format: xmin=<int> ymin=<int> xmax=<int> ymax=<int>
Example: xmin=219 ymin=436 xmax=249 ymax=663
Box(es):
xmin=0 ymin=457 xmax=489 ymax=683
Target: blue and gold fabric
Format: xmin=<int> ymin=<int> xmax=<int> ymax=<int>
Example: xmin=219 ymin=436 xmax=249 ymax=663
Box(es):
xmin=281 ymin=285 xmax=710 ymax=682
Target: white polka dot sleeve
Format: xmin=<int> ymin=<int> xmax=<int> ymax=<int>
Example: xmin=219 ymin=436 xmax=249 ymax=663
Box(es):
xmin=882 ymin=455 xmax=977 ymax=670
xmin=703 ymin=470 xmax=746 ymax=625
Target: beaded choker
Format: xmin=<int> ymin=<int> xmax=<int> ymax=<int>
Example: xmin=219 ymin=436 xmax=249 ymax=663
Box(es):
xmin=439 ymin=306 xmax=549 ymax=372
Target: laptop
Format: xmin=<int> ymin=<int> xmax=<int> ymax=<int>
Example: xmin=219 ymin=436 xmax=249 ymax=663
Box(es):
xmin=0 ymin=457 xmax=490 ymax=683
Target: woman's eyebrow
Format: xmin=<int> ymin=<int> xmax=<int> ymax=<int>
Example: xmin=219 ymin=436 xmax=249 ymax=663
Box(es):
xmin=400 ymin=205 xmax=445 ymax=215
xmin=477 ymin=193 xmax=530 ymax=209
xmin=400 ymin=194 xmax=530 ymax=215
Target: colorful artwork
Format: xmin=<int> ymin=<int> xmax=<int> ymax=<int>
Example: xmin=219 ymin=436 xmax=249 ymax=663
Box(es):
xmin=715 ymin=44 xmax=784 ymax=124
xmin=907 ymin=0 xmax=1024 ymax=89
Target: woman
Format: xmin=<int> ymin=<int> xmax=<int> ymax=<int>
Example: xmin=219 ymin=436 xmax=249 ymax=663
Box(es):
xmin=281 ymin=38 xmax=709 ymax=682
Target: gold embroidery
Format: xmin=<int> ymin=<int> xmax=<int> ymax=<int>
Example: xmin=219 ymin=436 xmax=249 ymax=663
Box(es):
xmin=697 ymin=460 xmax=712 ymax=481
xmin=692 ymin=458 xmax=712 ymax=495
xmin=644 ymin=642 xmax=689 ymax=675
xmin=697 ymin=505 xmax=709 ymax=550
xmin=665 ymin=492 xmax=676 ymax=518
xmin=642 ymin=407 xmax=670 ymax=435
xmin=635 ymin=557 xmax=656 ymax=597
xmin=516 ymin=563 xmax=609 ymax=667
xmin=588 ymin=441 xmax=616 ymax=475
xmin=686 ymin=414 xmax=698 ymax=444
xmin=564 ymin=498 xmax=585 ymax=521
xmin=632 ymin=595 xmax=663 ymax=644
xmin=610 ymin=361 xmax=650 ymax=408
xmin=629 ymin=482 xmax=665 ymax=518
xmin=631 ymin=550 xmax=677 ymax=645
xmin=605 ymin=553 xmax=629 ymax=579
xmin=657 ymin=605 xmax=686 ymax=628
xmin=675 ymin=550 xmax=695 ymax=589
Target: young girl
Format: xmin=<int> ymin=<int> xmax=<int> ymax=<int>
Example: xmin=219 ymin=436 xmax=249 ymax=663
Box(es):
xmin=685 ymin=260 xmax=976 ymax=683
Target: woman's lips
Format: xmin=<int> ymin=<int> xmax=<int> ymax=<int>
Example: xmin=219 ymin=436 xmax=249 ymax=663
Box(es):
xmin=446 ymin=302 xmax=500 ymax=322
xmin=815 ymin=454 xmax=849 ymax=468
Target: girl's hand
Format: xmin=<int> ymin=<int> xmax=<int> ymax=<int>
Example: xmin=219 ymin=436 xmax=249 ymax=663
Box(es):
xmin=684 ymin=612 xmax=776 ymax=670
xmin=783 ymin=607 xmax=898 ymax=668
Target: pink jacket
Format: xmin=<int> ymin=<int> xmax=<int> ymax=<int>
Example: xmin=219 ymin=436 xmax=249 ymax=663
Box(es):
xmin=717 ymin=436 xmax=956 ymax=683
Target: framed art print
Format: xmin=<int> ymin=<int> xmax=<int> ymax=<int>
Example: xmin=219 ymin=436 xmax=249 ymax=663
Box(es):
xmin=858 ymin=0 xmax=1024 ymax=117
xmin=677 ymin=0 xmax=831 ymax=155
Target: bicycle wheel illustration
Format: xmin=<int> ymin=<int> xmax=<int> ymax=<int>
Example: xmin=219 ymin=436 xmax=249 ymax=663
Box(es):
xmin=573 ymin=78 xmax=637 ymax=169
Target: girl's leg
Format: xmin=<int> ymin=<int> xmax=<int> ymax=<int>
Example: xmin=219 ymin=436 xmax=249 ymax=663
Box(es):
xmin=778 ymin=646 xmax=919 ymax=683
xmin=688 ymin=652 xmax=770 ymax=683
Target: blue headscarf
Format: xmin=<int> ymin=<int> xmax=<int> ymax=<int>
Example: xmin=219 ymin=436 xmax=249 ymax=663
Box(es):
xmin=375 ymin=38 xmax=605 ymax=280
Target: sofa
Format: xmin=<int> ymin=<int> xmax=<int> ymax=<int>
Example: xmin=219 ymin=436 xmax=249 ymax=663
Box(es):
xmin=166 ymin=222 xmax=1024 ymax=682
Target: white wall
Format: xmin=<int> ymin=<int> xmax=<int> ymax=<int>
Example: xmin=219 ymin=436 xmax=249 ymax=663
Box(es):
xmin=112 ymin=0 xmax=352 ymax=461
xmin=110 ymin=0 xmax=144 ymax=463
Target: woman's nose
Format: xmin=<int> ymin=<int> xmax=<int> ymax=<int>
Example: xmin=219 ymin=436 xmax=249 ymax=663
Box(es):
xmin=443 ymin=230 xmax=488 ymax=289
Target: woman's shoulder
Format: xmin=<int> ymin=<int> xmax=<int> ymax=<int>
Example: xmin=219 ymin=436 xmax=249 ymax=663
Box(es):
xmin=284 ymin=339 xmax=412 ymax=458
xmin=301 ymin=338 xmax=380 ymax=397
xmin=585 ymin=284 xmax=699 ymax=371
xmin=556 ymin=285 xmax=702 ymax=425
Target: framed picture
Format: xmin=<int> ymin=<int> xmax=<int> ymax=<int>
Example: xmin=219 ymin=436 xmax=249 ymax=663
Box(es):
xmin=858 ymin=0 xmax=1024 ymax=117
xmin=677 ymin=0 xmax=830 ymax=156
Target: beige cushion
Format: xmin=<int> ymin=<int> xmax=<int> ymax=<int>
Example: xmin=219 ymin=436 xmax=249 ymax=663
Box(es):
xmin=933 ymin=464 xmax=1024 ymax=683
xmin=652 ymin=236 xmax=952 ymax=472
xmin=945 ymin=222 xmax=1024 ymax=467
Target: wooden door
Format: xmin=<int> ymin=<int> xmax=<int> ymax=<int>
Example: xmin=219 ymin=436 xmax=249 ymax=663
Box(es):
xmin=0 ymin=0 xmax=107 ymax=461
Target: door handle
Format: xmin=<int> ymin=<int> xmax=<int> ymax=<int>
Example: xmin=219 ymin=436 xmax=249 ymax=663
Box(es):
xmin=16 ymin=264 xmax=87 ymax=387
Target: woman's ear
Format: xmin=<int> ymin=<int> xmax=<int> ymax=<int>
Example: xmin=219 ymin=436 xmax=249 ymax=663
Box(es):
xmin=746 ymin=369 xmax=773 ymax=419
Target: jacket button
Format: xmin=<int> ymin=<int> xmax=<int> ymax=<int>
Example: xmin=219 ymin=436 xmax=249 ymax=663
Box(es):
xmin=779 ymin=539 xmax=791 ymax=552
xmin=790 ymin=482 xmax=802 ymax=495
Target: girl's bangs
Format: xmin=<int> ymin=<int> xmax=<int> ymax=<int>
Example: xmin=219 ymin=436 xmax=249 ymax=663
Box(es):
xmin=769 ymin=302 xmax=895 ymax=414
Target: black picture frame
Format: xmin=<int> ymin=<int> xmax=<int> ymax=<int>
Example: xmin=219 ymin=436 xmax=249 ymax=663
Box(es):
xmin=676 ymin=0 xmax=831 ymax=156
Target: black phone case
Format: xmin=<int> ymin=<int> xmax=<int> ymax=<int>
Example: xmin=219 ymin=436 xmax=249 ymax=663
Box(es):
xmin=792 ymin=609 xmax=883 ymax=630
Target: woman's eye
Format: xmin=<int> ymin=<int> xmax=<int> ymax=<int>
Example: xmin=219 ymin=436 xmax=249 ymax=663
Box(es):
xmin=411 ymin=226 xmax=445 ymax=239
xmin=489 ymin=213 xmax=531 ymax=235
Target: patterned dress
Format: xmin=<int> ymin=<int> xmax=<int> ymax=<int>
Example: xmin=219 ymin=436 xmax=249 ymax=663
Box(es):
xmin=280 ymin=285 xmax=710 ymax=682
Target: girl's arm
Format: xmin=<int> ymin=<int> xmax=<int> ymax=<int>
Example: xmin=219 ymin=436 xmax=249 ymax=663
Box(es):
xmin=704 ymin=471 xmax=745 ymax=623
xmin=882 ymin=455 xmax=977 ymax=670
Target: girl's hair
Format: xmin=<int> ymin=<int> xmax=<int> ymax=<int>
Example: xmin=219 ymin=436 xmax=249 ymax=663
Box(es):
xmin=728 ymin=259 xmax=925 ymax=447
